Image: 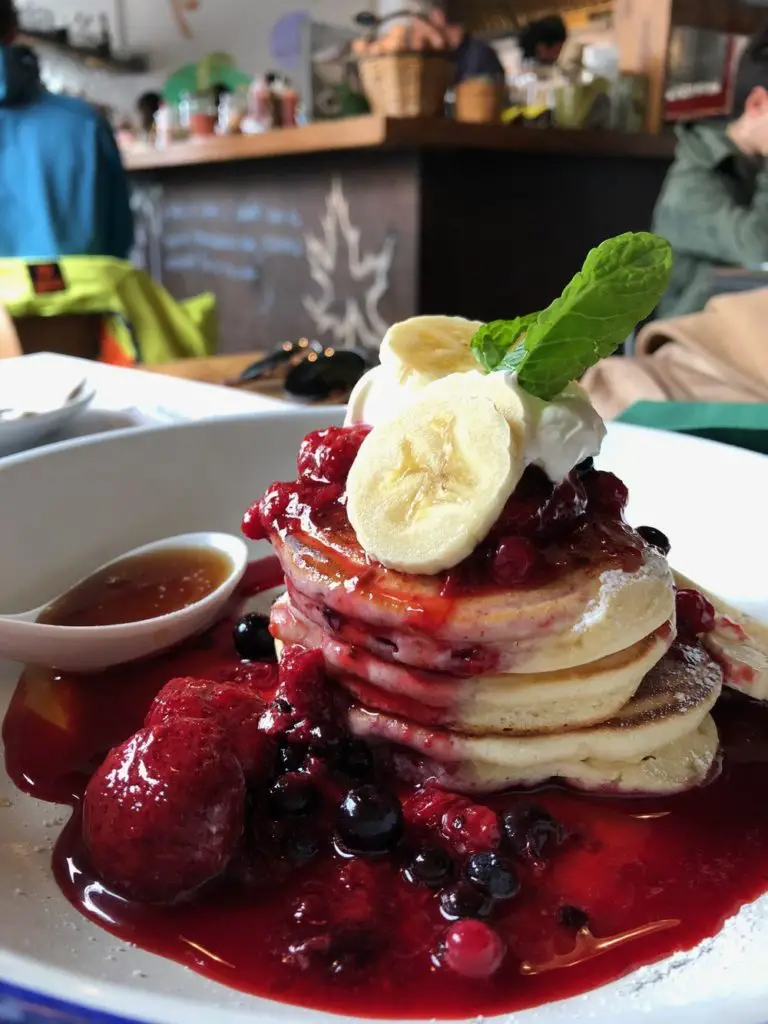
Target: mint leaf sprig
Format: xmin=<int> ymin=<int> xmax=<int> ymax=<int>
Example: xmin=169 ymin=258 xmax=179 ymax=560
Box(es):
xmin=470 ymin=231 xmax=672 ymax=401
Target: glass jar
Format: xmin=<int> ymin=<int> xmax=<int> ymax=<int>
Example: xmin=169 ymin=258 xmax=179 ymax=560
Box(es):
xmin=218 ymin=88 xmax=248 ymax=135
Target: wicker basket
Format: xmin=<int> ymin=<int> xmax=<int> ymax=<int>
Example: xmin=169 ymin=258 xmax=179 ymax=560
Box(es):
xmin=359 ymin=50 xmax=455 ymax=118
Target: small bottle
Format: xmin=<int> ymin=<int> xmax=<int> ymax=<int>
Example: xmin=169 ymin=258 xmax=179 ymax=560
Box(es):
xmin=248 ymin=75 xmax=273 ymax=131
xmin=281 ymin=77 xmax=299 ymax=128
xmin=154 ymin=103 xmax=175 ymax=147
xmin=178 ymin=91 xmax=192 ymax=131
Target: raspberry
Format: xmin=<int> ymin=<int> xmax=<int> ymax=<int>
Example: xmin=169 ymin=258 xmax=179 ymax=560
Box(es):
xmin=440 ymin=802 xmax=501 ymax=856
xmin=258 ymin=482 xmax=300 ymax=534
xmin=297 ymin=425 xmax=371 ymax=486
xmin=276 ymin=646 xmax=331 ymax=721
xmin=145 ymin=676 xmax=272 ymax=783
xmin=675 ymin=588 xmax=716 ymax=636
xmin=241 ymin=502 xmax=267 ymax=541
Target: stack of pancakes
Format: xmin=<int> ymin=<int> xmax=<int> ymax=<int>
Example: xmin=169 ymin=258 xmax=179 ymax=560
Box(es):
xmin=270 ymin=523 xmax=723 ymax=795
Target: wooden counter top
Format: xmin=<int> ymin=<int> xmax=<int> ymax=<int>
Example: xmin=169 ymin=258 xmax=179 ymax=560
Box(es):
xmin=123 ymin=115 xmax=676 ymax=172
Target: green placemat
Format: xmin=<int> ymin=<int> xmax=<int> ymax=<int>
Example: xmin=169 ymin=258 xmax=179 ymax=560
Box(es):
xmin=616 ymin=402 xmax=768 ymax=457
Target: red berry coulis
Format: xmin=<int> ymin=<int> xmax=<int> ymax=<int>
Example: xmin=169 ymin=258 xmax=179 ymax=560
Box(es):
xmin=254 ymin=425 xmax=645 ymax=601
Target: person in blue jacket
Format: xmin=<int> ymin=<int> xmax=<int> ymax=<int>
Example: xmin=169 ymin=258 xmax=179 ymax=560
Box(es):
xmin=0 ymin=0 xmax=134 ymax=260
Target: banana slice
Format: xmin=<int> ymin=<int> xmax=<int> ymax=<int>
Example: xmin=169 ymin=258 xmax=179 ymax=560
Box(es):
xmin=380 ymin=316 xmax=484 ymax=390
xmin=346 ymin=395 xmax=522 ymax=575
xmin=421 ymin=370 xmax=528 ymax=449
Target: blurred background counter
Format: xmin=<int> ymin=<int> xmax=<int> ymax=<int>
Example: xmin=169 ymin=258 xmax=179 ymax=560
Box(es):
xmin=126 ymin=115 xmax=674 ymax=355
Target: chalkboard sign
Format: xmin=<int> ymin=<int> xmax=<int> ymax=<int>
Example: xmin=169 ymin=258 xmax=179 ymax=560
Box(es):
xmin=131 ymin=152 xmax=417 ymax=355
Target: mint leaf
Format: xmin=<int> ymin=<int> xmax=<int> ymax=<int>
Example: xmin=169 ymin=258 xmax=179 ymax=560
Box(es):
xmin=468 ymin=232 xmax=672 ymax=400
xmin=517 ymin=232 xmax=672 ymax=400
xmin=497 ymin=343 xmax=528 ymax=373
xmin=470 ymin=313 xmax=538 ymax=371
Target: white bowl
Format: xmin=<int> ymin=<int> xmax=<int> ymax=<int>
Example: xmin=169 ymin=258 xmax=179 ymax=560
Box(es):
xmin=0 ymin=414 xmax=767 ymax=1024
xmin=0 ymin=362 xmax=95 ymax=456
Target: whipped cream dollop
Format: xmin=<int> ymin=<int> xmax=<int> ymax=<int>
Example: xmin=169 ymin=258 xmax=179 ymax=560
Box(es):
xmin=516 ymin=377 xmax=606 ymax=482
xmin=346 ymin=363 xmax=605 ymax=482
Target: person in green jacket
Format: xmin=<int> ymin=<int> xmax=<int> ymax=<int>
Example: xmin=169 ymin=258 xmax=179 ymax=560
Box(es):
xmin=653 ymin=29 xmax=768 ymax=318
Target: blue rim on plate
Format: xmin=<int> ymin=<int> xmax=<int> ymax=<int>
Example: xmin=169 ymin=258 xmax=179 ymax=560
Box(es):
xmin=0 ymin=979 xmax=138 ymax=1024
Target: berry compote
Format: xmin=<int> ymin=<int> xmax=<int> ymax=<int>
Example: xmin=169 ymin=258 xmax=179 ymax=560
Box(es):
xmin=2 ymin=555 xmax=768 ymax=1019
xmin=245 ymin=427 xmax=645 ymax=597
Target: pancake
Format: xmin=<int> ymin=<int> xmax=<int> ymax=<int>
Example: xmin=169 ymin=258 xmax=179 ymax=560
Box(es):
xmin=394 ymin=715 xmax=719 ymax=796
xmin=271 ymin=594 xmax=675 ymax=734
xmin=347 ymin=643 xmax=722 ymax=784
xmin=275 ymin=528 xmax=675 ymax=674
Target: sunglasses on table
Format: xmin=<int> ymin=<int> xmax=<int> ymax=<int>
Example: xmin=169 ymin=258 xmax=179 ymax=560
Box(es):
xmin=229 ymin=339 xmax=372 ymax=402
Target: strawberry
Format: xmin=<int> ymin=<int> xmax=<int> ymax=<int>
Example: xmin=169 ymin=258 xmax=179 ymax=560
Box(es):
xmin=145 ymin=676 xmax=273 ymax=783
xmin=83 ymin=718 xmax=245 ymax=903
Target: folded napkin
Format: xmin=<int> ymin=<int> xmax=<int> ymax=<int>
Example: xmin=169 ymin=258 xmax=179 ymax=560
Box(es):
xmin=617 ymin=401 xmax=768 ymax=457
xmin=581 ymin=288 xmax=768 ymax=421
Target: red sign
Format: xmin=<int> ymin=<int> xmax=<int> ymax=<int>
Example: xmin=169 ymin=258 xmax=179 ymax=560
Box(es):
xmin=27 ymin=263 xmax=67 ymax=295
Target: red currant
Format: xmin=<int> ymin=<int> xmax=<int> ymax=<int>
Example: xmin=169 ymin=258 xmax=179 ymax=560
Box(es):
xmin=443 ymin=919 xmax=506 ymax=979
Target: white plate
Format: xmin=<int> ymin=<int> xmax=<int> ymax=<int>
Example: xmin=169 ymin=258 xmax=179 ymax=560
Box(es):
xmin=0 ymin=358 xmax=95 ymax=456
xmin=0 ymin=415 xmax=766 ymax=1024
xmin=0 ymin=353 xmax=327 ymax=461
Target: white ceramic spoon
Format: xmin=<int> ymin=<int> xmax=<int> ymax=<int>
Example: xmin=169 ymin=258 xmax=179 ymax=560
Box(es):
xmin=0 ymin=532 xmax=248 ymax=672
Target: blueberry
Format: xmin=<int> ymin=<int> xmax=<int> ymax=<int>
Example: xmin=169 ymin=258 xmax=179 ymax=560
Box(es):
xmin=636 ymin=525 xmax=671 ymax=556
xmin=335 ymin=785 xmax=403 ymax=854
xmin=283 ymin=828 xmax=321 ymax=865
xmin=502 ymin=804 xmax=565 ymax=863
xmin=558 ymin=904 xmax=590 ymax=931
xmin=336 ymin=738 xmax=375 ymax=780
xmin=276 ymin=742 xmax=307 ymax=775
xmin=268 ymin=775 xmax=319 ymax=818
xmin=465 ymin=851 xmax=520 ymax=901
xmin=439 ymin=882 xmax=493 ymax=921
xmin=233 ymin=614 xmax=275 ymax=661
xmin=404 ymin=845 xmax=454 ymax=888
xmin=305 ymin=721 xmax=342 ymax=755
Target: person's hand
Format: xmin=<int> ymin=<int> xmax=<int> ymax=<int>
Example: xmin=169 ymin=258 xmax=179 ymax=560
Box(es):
xmin=727 ymin=110 xmax=768 ymax=157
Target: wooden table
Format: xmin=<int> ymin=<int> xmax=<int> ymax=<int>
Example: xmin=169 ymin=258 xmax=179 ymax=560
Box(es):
xmin=141 ymin=352 xmax=263 ymax=387
xmin=141 ymin=351 xmax=343 ymax=406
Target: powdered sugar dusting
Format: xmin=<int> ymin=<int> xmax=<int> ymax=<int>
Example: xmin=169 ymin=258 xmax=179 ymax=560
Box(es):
xmin=619 ymin=894 xmax=768 ymax=1008
xmin=573 ymin=548 xmax=673 ymax=636
xmin=487 ymin=895 xmax=768 ymax=1023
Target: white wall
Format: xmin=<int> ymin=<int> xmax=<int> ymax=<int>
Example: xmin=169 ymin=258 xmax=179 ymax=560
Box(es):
xmin=35 ymin=0 xmax=366 ymax=117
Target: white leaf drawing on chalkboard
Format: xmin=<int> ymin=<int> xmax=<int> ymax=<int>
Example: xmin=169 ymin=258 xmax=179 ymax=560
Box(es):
xmin=303 ymin=177 xmax=395 ymax=351
xmin=130 ymin=186 xmax=164 ymax=281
